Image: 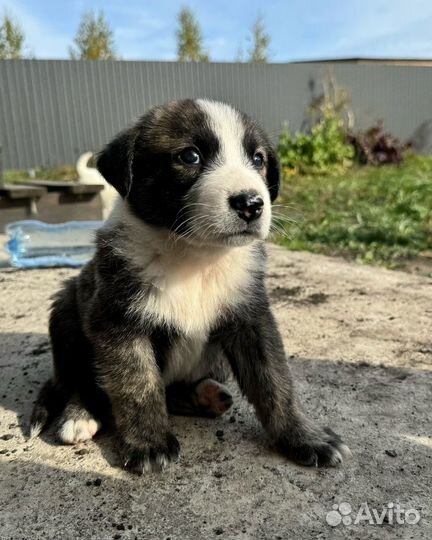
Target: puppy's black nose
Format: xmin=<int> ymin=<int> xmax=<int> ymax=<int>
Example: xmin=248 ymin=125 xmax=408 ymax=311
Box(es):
xmin=229 ymin=192 xmax=264 ymax=223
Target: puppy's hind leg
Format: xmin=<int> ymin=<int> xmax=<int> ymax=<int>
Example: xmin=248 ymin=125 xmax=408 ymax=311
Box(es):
xmin=166 ymin=378 xmax=233 ymax=418
xmin=57 ymin=395 xmax=101 ymax=444
xmin=166 ymin=343 xmax=234 ymax=418
xmin=30 ymin=276 xmax=100 ymax=438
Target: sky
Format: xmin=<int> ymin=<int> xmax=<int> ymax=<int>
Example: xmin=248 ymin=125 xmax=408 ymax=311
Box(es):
xmin=1 ymin=0 xmax=432 ymax=62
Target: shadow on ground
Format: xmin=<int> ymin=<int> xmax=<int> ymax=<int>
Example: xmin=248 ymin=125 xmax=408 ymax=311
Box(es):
xmin=1 ymin=330 xmax=431 ymax=539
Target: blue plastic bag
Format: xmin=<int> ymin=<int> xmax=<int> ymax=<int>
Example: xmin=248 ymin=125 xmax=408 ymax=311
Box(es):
xmin=4 ymin=220 xmax=103 ymax=268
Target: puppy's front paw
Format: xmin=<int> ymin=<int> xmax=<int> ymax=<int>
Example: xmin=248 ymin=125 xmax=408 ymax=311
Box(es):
xmin=122 ymin=432 xmax=180 ymax=474
xmin=277 ymin=426 xmax=351 ymax=467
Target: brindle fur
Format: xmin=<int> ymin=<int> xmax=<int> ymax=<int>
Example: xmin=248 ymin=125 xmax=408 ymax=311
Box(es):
xmin=31 ymin=99 xmax=349 ymax=473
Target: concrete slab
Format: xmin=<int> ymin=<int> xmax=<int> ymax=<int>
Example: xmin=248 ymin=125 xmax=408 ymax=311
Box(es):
xmin=0 ymin=246 xmax=431 ymax=539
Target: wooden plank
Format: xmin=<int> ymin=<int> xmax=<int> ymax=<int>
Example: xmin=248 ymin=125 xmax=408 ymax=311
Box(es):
xmin=36 ymin=192 xmax=103 ymax=222
xmin=0 ymin=191 xmax=103 ymax=229
xmin=0 ymin=197 xmax=35 ymax=227
xmin=0 ymin=184 xmax=47 ymax=199
xmin=17 ymin=180 xmax=105 ymax=195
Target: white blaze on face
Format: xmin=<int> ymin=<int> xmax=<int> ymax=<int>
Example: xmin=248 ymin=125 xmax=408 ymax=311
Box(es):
xmin=187 ymin=99 xmax=272 ymax=245
xmin=197 ymin=100 xmax=247 ymax=166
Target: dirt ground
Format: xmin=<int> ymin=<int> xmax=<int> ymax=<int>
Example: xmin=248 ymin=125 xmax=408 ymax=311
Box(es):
xmin=0 ymin=244 xmax=431 ymax=540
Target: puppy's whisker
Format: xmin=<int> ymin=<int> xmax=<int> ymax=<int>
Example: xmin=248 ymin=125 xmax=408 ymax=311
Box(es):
xmin=172 ymin=202 xmax=214 ymax=224
xmin=171 ymin=204 xmax=214 ymax=226
xmin=182 ymin=215 xmax=218 ymax=241
xmin=172 ymin=214 xmax=213 ymax=235
xmin=270 ymin=224 xmax=286 ymax=237
xmin=180 ymin=202 xmax=214 ymax=209
xmin=272 ymin=213 xmax=300 ymax=225
xmin=272 ymin=204 xmax=299 ymax=210
xmin=270 ymin=222 xmax=298 ymax=240
xmin=272 ymin=212 xmax=297 ymax=220
xmin=194 ymin=221 xmax=219 ymax=241
xmin=168 ymin=215 xmax=215 ymax=246
xmin=172 ymin=213 xmax=208 ymax=233
xmin=271 ymin=210 xmax=297 ymax=217
xmin=184 ymin=217 xmax=216 ymax=239
xmin=168 ymin=214 xmax=211 ymax=243
xmin=274 ymin=222 xmax=301 ymax=236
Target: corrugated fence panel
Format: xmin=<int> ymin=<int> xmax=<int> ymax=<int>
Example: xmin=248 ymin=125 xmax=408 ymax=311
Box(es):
xmin=0 ymin=59 xmax=431 ymax=169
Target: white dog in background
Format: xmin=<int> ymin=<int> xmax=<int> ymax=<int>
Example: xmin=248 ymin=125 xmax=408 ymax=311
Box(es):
xmin=76 ymin=152 xmax=117 ymax=219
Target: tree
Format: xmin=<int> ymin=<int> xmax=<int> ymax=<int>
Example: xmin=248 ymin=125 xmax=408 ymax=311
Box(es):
xmin=176 ymin=7 xmax=209 ymax=62
xmin=0 ymin=14 xmax=25 ymax=59
xmin=69 ymin=10 xmax=117 ymax=60
xmin=248 ymin=15 xmax=270 ymax=63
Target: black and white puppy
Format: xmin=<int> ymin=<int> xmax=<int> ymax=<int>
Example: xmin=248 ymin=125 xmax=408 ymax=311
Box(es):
xmin=31 ymin=99 xmax=350 ymax=473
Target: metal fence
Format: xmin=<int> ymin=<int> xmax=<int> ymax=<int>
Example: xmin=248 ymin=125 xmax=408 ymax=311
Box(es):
xmin=1 ymin=59 xmax=431 ymax=170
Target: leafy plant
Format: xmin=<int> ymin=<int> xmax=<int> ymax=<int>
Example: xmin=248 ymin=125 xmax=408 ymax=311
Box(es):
xmin=348 ymin=121 xmax=406 ymax=165
xmin=278 ymin=112 xmax=354 ymax=176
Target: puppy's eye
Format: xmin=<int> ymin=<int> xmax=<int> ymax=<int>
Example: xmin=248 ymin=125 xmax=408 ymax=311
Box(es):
xmin=253 ymin=152 xmax=264 ymax=169
xmin=178 ymin=148 xmax=201 ymax=166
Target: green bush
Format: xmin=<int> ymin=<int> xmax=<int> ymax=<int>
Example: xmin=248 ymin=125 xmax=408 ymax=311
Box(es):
xmin=278 ymin=112 xmax=354 ymax=176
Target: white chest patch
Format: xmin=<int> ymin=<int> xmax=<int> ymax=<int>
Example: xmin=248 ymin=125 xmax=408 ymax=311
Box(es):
xmin=109 ymin=204 xmax=261 ymax=337
xmin=133 ymin=242 xmax=257 ymax=336
xmin=162 ymin=336 xmax=208 ymax=385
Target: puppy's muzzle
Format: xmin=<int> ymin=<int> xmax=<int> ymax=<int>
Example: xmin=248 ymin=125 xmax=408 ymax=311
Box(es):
xmin=229 ymin=191 xmax=264 ymax=223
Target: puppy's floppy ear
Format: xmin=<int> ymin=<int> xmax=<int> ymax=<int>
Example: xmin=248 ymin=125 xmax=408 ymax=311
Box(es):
xmin=96 ymin=127 xmax=139 ymax=198
xmin=266 ymin=146 xmax=280 ymax=202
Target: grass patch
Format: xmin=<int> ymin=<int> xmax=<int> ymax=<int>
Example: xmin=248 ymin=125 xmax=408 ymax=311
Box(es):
xmin=275 ymin=154 xmax=432 ymax=268
xmin=3 ymin=165 xmax=77 ymax=183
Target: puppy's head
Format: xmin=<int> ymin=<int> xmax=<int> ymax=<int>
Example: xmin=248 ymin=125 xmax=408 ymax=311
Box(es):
xmin=97 ymin=99 xmax=279 ymax=247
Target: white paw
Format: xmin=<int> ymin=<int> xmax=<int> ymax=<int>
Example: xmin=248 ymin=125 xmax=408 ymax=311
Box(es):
xmin=329 ymin=443 xmax=352 ymax=466
xmin=58 ymin=418 xmax=100 ymax=444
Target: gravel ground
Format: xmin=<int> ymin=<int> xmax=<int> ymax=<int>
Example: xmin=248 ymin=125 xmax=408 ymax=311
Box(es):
xmin=0 ymin=244 xmax=431 ymax=540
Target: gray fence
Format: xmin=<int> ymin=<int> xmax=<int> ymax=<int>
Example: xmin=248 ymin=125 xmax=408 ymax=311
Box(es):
xmin=1 ymin=59 xmax=432 ymax=170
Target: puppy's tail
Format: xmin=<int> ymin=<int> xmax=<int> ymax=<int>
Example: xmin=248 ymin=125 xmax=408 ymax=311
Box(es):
xmin=29 ymin=379 xmax=64 ymax=439
xmin=76 ymin=151 xmax=94 ymax=179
